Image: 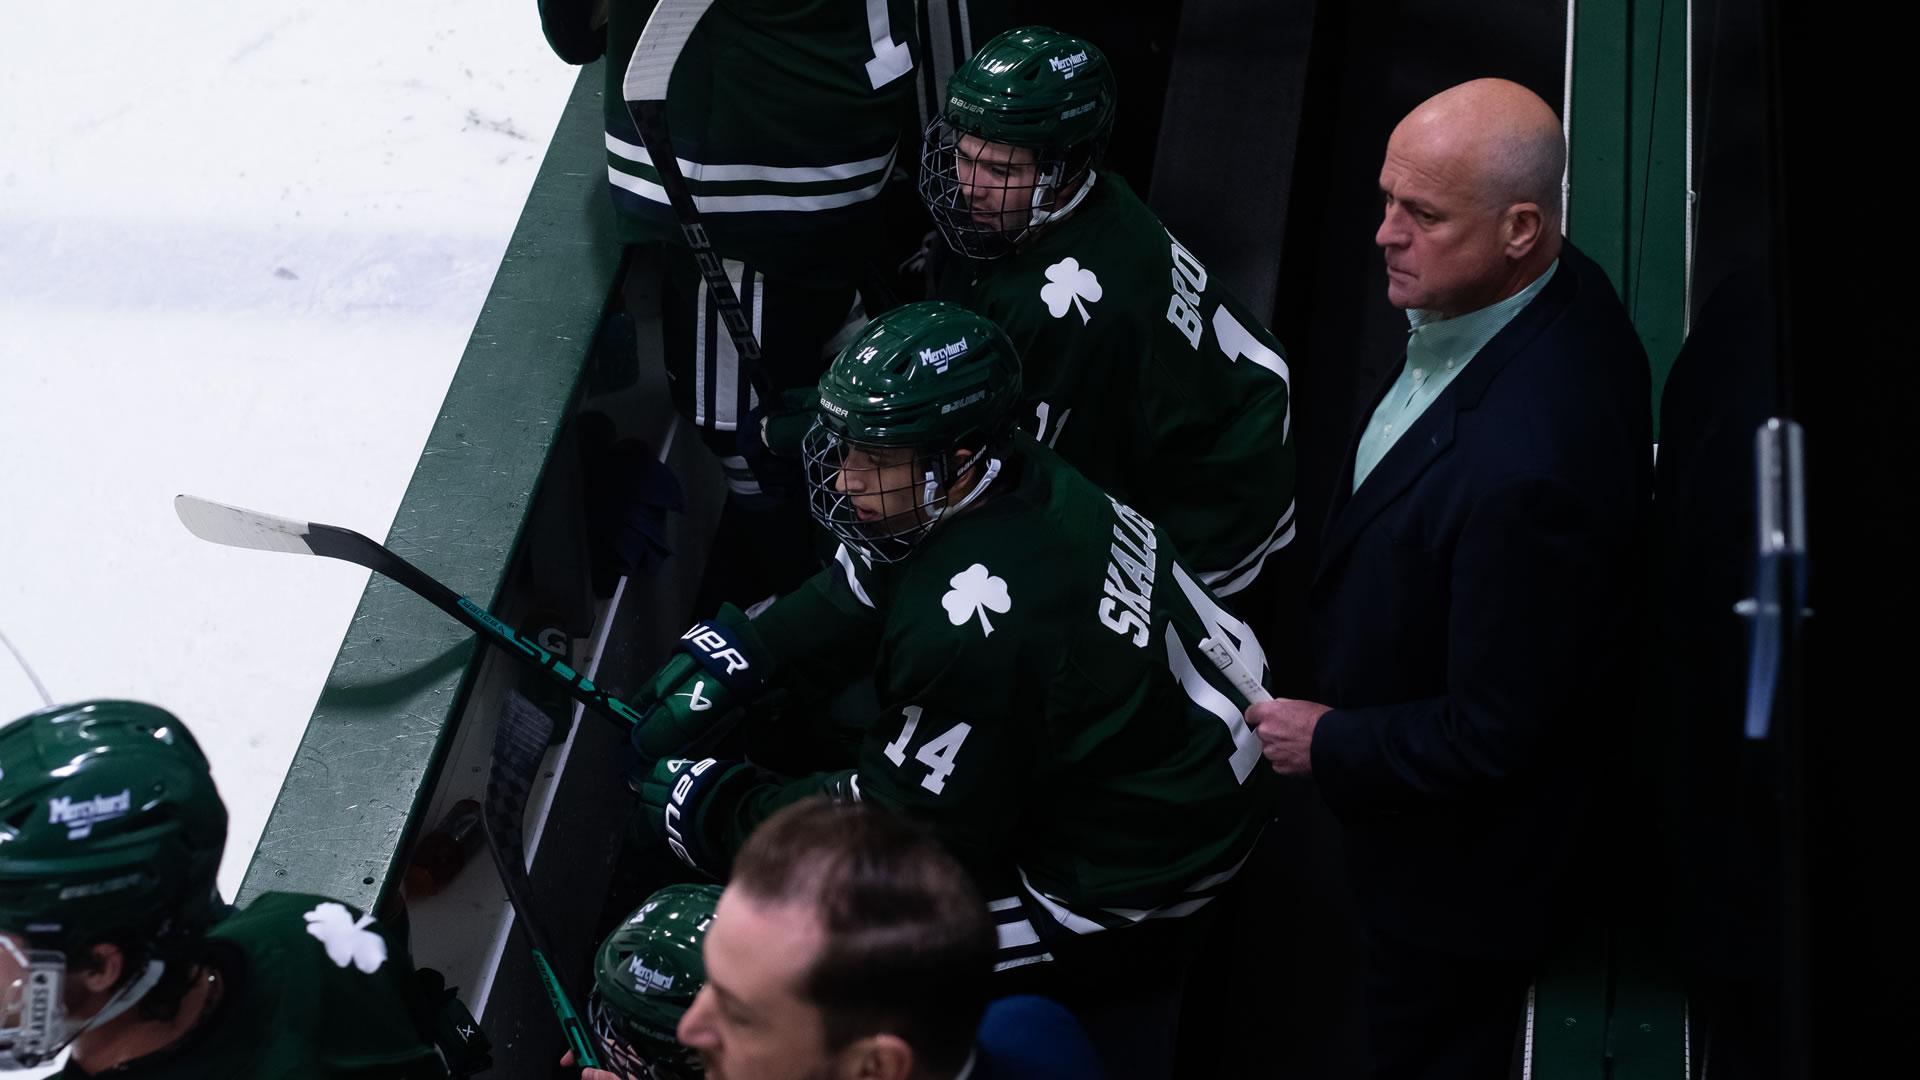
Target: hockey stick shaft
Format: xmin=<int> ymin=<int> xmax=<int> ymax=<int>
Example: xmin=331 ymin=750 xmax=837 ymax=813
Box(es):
xmin=629 ymin=100 xmax=772 ymax=396
xmin=174 ymin=495 xmax=644 ymax=730
xmin=624 ymin=0 xmax=771 ymax=400
xmin=483 ymin=692 xmax=608 ymax=1070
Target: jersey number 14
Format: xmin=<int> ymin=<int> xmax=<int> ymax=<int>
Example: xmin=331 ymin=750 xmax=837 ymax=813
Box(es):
xmin=882 ymin=706 xmax=972 ymax=794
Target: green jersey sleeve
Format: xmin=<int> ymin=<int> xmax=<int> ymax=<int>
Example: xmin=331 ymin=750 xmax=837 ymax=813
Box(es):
xmin=748 ymin=543 xmax=884 ymax=697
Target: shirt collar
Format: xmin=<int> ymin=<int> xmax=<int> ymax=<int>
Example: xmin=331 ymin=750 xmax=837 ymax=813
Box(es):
xmin=1404 ymin=258 xmax=1560 ymax=346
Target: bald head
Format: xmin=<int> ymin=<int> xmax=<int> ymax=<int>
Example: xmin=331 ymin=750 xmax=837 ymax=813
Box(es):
xmin=1399 ymin=79 xmax=1565 ymax=229
xmin=1376 ymin=79 xmax=1564 ymax=316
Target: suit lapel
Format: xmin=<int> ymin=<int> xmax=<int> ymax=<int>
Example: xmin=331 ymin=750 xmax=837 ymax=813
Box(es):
xmin=1313 ymin=244 xmax=1586 ymax=586
xmin=1317 ymin=396 xmax=1458 ymax=574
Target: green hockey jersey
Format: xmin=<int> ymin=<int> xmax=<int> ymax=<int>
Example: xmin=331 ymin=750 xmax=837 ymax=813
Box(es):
xmin=936 ymin=172 xmax=1296 ymax=598
xmin=58 ymin=893 xmax=450 ymax=1079
xmin=593 ymin=0 xmax=920 ymax=283
xmin=708 ymin=436 xmax=1273 ymax=971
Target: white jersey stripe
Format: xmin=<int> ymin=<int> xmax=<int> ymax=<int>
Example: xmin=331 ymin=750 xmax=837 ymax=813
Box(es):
xmin=1017 ymin=868 xmax=1108 ymax=936
xmin=606 ymin=134 xmax=895 ymax=185
xmin=995 ymin=919 xmax=1041 ymax=950
xmin=1206 ymin=518 xmax=1298 ymax=598
xmin=1184 ymin=844 xmax=1257 ymax=894
xmin=992 ymin=953 xmax=1054 ymax=973
xmin=1100 ymin=896 xmax=1216 ymax=923
xmin=1199 ymin=498 xmax=1297 ymax=596
xmin=834 ymin=544 xmax=876 ymax=609
xmin=1164 ymin=622 xmax=1263 ymax=783
xmin=607 ymin=148 xmax=895 ymax=214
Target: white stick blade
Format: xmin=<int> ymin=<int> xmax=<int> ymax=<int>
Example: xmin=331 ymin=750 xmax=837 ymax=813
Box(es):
xmin=624 ymin=0 xmax=716 ymax=102
xmin=174 ymin=495 xmax=317 ymax=556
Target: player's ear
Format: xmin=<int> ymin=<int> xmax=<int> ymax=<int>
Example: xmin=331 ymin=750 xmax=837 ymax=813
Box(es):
xmin=838 ymin=1032 xmax=914 ymax=1080
xmin=77 ymin=942 xmax=126 ymax=994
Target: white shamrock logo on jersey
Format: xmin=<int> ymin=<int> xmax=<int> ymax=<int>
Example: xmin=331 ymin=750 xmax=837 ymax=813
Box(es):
xmin=1041 ymin=258 xmax=1103 ymax=325
xmin=304 ymin=901 xmax=389 ymax=974
xmin=942 ymin=563 xmax=1011 ymax=637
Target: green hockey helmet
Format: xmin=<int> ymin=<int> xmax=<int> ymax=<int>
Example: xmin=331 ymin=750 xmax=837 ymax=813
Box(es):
xmin=0 ymin=701 xmax=227 ymax=1067
xmin=920 ymin=26 xmax=1118 ymax=259
xmin=588 ymin=883 xmax=721 ymax=1079
xmin=802 ymin=302 xmax=1022 ymax=563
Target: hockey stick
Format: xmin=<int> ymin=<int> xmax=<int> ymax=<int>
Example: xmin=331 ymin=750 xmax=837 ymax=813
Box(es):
xmin=173 ymin=495 xmax=644 ymax=730
xmin=1201 ymin=637 xmax=1273 ymax=704
xmin=482 ymin=691 xmax=608 ymax=1070
xmin=624 ymin=0 xmax=772 ymax=403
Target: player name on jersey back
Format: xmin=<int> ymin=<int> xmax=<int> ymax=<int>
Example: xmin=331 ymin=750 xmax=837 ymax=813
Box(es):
xmin=1098 ymin=497 xmax=1161 ymax=648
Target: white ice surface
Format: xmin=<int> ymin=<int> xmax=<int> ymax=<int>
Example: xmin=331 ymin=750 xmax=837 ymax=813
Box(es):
xmin=0 ymin=6 xmax=576 ymax=1064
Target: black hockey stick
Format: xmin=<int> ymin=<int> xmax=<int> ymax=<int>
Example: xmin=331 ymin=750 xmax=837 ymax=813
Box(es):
xmin=623 ymin=0 xmax=772 ymax=402
xmin=173 ymin=495 xmax=644 ymax=730
xmin=483 ymin=691 xmax=608 ymax=1070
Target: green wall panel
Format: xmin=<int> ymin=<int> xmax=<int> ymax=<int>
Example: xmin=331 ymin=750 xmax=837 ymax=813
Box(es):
xmin=1569 ymin=0 xmax=1689 ymax=437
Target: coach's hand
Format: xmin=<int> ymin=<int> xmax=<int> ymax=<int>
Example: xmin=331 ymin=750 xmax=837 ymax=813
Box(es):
xmin=559 ymin=1051 xmax=635 ymax=1080
xmin=1246 ymin=697 xmax=1331 ymax=776
xmin=629 ymin=606 xmax=772 ymax=770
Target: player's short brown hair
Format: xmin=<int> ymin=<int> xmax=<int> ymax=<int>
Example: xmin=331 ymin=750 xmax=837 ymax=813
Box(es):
xmin=729 ymin=797 xmax=994 ymax=1073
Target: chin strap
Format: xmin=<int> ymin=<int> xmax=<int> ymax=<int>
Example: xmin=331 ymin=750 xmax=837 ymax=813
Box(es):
xmin=76 ymin=959 xmax=166 ymax=1034
xmin=924 ymin=454 xmax=1002 ymax=524
xmin=1028 ymin=167 xmax=1097 ymax=231
xmin=36 ymin=959 xmax=166 ymax=1065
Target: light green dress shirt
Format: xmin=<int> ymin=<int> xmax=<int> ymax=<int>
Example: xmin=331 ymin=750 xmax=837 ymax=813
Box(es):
xmin=1352 ymin=260 xmax=1560 ymax=493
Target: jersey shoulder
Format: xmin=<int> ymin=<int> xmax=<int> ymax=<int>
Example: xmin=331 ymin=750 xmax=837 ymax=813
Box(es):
xmin=970 ymin=173 xmax=1171 ymax=331
xmin=887 ymin=441 xmax=1164 ymax=669
xmin=204 ymin=892 xmax=443 ymax=1076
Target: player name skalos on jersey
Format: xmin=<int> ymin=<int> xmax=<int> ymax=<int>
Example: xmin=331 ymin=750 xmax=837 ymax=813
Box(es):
xmin=1099 ymin=497 xmax=1160 ymax=648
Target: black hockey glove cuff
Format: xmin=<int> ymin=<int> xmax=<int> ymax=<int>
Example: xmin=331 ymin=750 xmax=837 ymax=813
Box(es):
xmin=636 ymin=757 xmax=763 ymax=879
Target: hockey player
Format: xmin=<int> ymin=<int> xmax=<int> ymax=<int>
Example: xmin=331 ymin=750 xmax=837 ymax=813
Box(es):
xmin=538 ymin=0 xmax=925 ymax=609
xmin=569 ymin=883 xmax=720 ymax=1080
xmin=0 ymin=700 xmax=485 ymax=1078
xmin=918 ymin=27 xmax=1297 ymax=604
xmin=625 ymin=302 xmax=1273 ymax=1078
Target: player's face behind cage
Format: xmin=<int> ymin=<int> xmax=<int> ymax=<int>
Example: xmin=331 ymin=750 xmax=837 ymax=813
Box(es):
xmin=803 ymin=424 xmax=978 ymax=564
xmin=920 ymin=122 xmax=1067 ymax=260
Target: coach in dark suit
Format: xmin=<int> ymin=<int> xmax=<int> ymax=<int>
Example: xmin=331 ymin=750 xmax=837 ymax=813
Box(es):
xmin=1247 ymin=79 xmax=1652 ymax=1078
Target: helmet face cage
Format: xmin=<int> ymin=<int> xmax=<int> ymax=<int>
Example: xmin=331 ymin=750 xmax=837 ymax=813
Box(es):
xmin=0 ymin=940 xmax=67 ymax=1070
xmin=803 ymin=421 xmax=989 ymax=565
xmin=588 ymin=988 xmax=700 ymax=1080
xmin=918 ymin=116 xmax=1098 ymax=261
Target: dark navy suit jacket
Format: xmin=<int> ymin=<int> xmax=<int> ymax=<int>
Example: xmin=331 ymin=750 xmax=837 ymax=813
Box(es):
xmin=1307 ymin=241 xmax=1652 ymax=965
